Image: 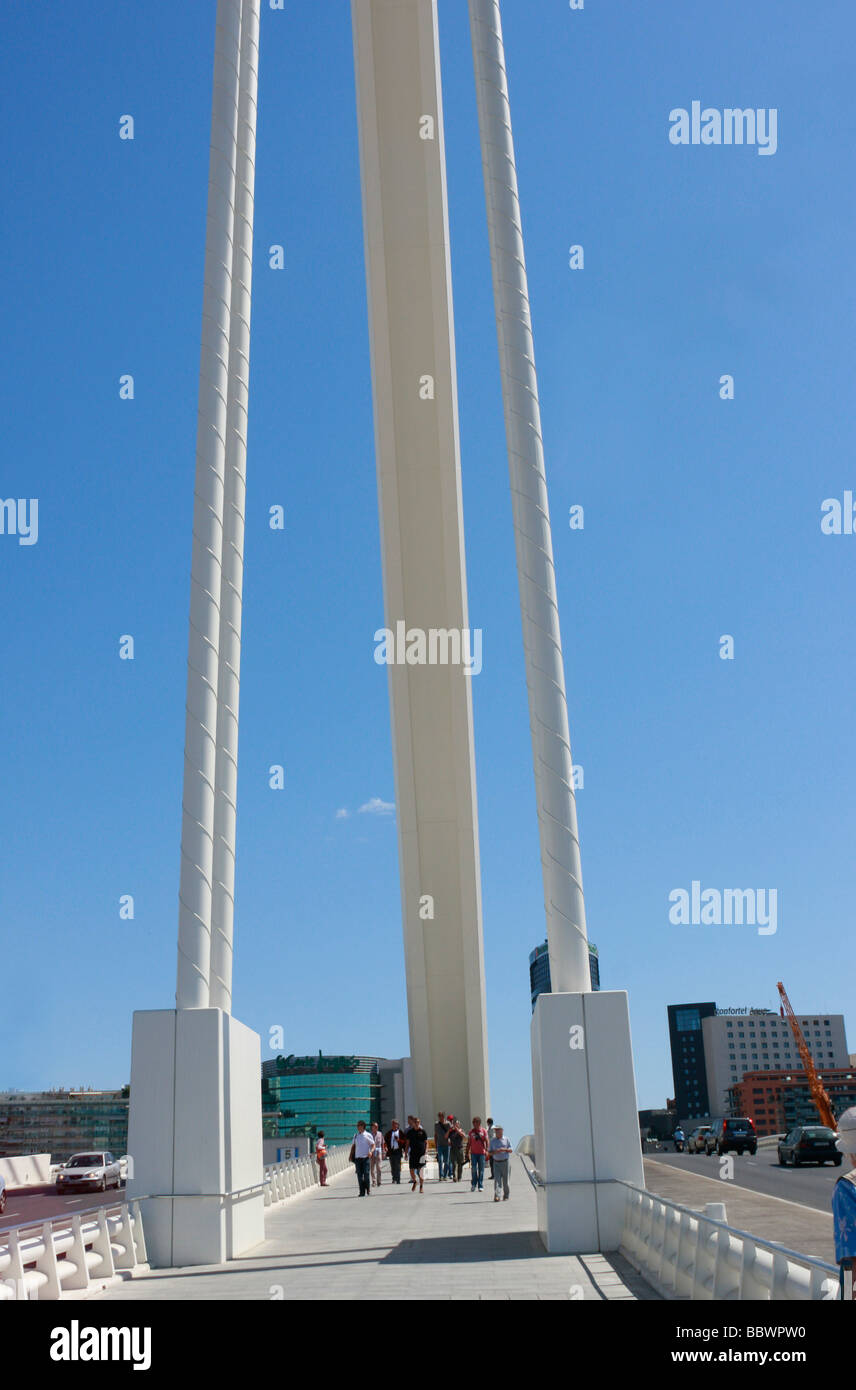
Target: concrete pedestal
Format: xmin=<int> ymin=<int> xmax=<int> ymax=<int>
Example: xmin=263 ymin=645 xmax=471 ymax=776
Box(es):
xmin=127 ymin=1008 xmax=264 ymax=1268
xmin=531 ymin=990 xmax=644 ymax=1253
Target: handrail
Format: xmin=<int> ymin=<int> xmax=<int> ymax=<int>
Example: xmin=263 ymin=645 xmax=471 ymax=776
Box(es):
xmin=615 ymin=1178 xmax=838 ymax=1277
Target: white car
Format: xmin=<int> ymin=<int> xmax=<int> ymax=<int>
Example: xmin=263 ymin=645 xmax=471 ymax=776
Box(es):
xmin=55 ymin=1151 xmax=122 ymax=1193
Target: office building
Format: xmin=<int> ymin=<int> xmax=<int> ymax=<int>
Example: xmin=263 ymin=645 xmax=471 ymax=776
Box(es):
xmin=668 ymin=1002 xmax=717 ymax=1120
xmin=529 ymin=940 xmax=600 ymax=1012
xmin=0 ymin=1089 xmax=129 ymax=1163
xmin=668 ymin=1001 xmax=850 ymax=1120
xmin=728 ymin=1067 xmax=856 ymax=1135
xmin=261 ymin=1052 xmax=404 ymax=1145
xmin=704 ymin=1010 xmax=848 ymax=1113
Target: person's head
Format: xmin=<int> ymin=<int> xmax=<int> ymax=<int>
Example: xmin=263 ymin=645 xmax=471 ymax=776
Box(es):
xmin=357 ymin=1120 xmax=366 ymax=1132
xmin=495 ymin=1126 xmax=503 ymax=1138
xmin=472 ymin=1116 xmax=481 ymax=1127
xmin=317 ymin=1131 xmax=324 ymax=1139
xmin=371 ymin=1121 xmax=379 ymax=1130
xmin=407 ymin=1114 xmax=414 ymax=1126
xmin=413 ymin=1117 xmax=421 ymax=1128
xmin=438 ymin=1111 xmax=445 ymax=1121
xmin=835 ymin=1107 xmax=856 ymax=1167
xmin=391 ymin=1119 xmax=399 ymax=1130
xmin=487 ymin=1117 xmax=493 ymax=1126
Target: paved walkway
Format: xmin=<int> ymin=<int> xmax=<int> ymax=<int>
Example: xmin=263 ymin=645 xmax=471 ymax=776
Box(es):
xmin=98 ymin=1157 xmax=657 ymax=1301
xmin=643 ymin=1159 xmax=836 ymax=1263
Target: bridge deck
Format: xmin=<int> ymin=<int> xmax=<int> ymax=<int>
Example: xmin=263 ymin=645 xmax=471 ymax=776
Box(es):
xmin=98 ymin=1157 xmax=656 ymax=1301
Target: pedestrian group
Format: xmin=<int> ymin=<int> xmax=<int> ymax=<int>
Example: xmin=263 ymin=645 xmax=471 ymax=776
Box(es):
xmin=327 ymin=1112 xmax=514 ymax=1201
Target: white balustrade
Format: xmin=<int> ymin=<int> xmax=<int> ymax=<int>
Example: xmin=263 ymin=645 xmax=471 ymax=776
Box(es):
xmin=618 ymin=1180 xmax=839 ymax=1301
xmin=263 ymin=1144 xmax=350 ymax=1211
xmin=0 ymin=1198 xmax=148 ymax=1301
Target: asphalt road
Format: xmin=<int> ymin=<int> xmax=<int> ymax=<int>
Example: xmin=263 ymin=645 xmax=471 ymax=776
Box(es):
xmin=648 ymin=1148 xmax=843 ymax=1214
xmin=0 ymin=1182 xmax=125 ymax=1233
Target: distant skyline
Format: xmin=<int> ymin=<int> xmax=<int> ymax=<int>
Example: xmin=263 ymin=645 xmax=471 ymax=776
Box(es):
xmin=2 ymin=0 xmax=854 ymax=1148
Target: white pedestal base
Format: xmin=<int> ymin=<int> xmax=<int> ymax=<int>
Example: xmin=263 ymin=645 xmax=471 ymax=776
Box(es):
xmin=127 ymin=1008 xmax=264 ymax=1268
xmin=531 ymin=990 xmax=644 ymax=1253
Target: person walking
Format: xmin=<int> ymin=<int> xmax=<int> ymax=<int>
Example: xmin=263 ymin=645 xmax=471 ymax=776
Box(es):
xmin=385 ymin=1119 xmax=405 ymax=1184
xmin=486 ymin=1117 xmax=495 ymax=1182
xmin=489 ymin=1125 xmax=513 ymax=1201
xmin=434 ymin=1112 xmax=451 ymax=1181
xmin=448 ymin=1117 xmax=465 ymax=1182
xmin=405 ymin=1116 xmax=428 ymax=1193
xmin=466 ymin=1116 xmax=488 ymax=1192
xmin=315 ymin=1131 xmax=328 ymax=1187
xmin=370 ymin=1121 xmax=385 ymax=1186
xmin=350 ymin=1120 xmax=375 ymax=1197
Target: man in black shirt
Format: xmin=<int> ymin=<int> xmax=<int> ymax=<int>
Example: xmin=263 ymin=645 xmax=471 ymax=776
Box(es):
xmin=405 ymin=1118 xmax=428 ymax=1193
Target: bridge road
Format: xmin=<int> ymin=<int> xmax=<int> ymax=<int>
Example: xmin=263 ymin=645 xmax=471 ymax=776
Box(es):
xmin=0 ymin=1183 xmax=123 ymax=1233
xmin=97 ymin=1157 xmax=657 ymax=1302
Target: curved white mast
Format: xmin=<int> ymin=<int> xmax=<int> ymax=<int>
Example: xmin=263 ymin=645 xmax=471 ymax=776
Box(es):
xmin=468 ymin=0 xmax=590 ymax=993
xmin=210 ymin=0 xmax=261 ymax=1013
xmin=177 ymin=0 xmax=244 ymax=1009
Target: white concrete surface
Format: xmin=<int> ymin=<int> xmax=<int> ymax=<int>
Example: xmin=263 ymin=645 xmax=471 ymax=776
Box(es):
xmin=98 ymin=1156 xmax=656 ymax=1301
xmin=532 ymin=991 xmax=644 ymax=1252
xmin=352 ymin=0 xmax=490 ymax=1125
xmin=127 ymin=1009 xmax=264 ymax=1268
xmin=0 ymin=1154 xmax=52 ymax=1188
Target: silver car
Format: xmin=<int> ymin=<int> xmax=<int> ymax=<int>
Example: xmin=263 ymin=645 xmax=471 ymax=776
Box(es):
xmin=0 ymin=1174 xmax=6 ymax=1214
xmin=55 ymin=1151 xmax=122 ymax=1193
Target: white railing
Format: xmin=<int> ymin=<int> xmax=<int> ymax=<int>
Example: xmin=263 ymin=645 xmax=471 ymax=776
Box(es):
xmin=619 ymin=1181 xmax=840 ymax=1301
xmin=0 ymin=1147 xmax=351 ymax=1300
xmin=0 ymin=1198 xmax=148 ymax=1301
xmin=263 ymin=1144 xmax=350 ymax=1206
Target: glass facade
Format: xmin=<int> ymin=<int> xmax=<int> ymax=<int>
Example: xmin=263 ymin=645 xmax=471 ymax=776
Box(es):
xmin=668 ymin=1002 xmax=716 ymax=1119
xmin=528 ymin=940 xmax=600 ymax=1011
xmin=0 ymin=1090 xmax=130 ymax=1163
xmin=261 ymin=1055 xmax=383 ymax=1144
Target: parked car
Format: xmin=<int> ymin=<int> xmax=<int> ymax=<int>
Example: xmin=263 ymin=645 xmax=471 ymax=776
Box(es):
xmin=688 ymin=1126 xmax=712 ymax=1153
xmin=55 ymin=1152 xmax=122 ymax=1193
xmin=704 ymin=1117 xmax=757 ymax=1156
xmin=0 ymin=1174 xmax=6 ymax=1214
xmin=777 ymin=1125 xmax=842 ymax=1167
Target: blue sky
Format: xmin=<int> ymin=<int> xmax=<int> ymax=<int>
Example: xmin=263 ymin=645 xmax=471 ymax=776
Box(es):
xmin=1 ymin=1 xmax=853 ymax=1145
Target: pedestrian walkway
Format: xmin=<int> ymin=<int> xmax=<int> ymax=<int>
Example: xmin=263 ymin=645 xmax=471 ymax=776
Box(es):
xmin=643 ymin=1159 xmax=835 ymax=1263
xmin=98 ymin=1157 xmax=657 ymax=1301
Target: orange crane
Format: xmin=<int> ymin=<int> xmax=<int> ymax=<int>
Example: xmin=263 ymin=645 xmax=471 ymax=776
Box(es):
xmin=776 ymin=981 xmax=837 ymax=1130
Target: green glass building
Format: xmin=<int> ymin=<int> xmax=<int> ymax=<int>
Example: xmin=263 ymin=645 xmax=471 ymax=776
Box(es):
xmin=261 ymin=1054 xmax=383 ymax=1144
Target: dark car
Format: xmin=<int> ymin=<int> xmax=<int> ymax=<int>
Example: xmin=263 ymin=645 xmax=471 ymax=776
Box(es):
xmin=704 ymin=1117 xmax=757 ymax=1156
xmin=778 ymin=1125 xmax=842 ymax=1167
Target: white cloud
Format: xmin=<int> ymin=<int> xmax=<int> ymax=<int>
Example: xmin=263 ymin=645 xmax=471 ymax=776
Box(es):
xmin=358 ymin=796 xmax=395 ymax=817
xmin=334 ymin=808 xmax=350 ymax=820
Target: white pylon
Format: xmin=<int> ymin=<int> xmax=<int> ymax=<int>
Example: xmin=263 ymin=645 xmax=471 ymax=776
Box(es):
xmin=468 ymin=0 xmax=590 ymax=993
xmin=177 ymin=0 xmax=244 ymax=1010
xmin=210 ymin=0 xmax=261 ymax=1014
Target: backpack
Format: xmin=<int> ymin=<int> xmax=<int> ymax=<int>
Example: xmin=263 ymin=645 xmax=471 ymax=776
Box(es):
xmin=833 ymin=1170 xmax=856 ymax=1263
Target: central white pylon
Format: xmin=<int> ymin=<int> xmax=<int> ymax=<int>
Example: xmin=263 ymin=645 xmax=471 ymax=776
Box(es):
xmin=352 ymin=0 xmax=490 ymax=1126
